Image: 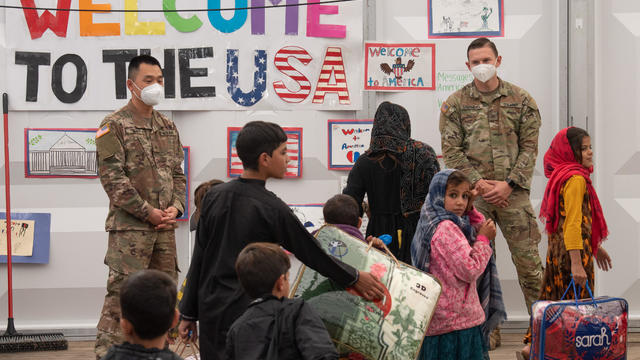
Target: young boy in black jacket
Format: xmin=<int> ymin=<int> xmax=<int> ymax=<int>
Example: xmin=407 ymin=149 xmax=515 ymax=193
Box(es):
xmin=225 ymin=242 xmax=338 ymax=360
xmin=178 ymin=121 xmax=384 ymax=360
xmin=102 ymin=270 xmax=182 ymax=360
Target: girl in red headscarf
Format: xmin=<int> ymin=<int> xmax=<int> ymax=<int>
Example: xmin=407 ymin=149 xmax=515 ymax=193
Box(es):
xmin=518 ymin=127 xmax=612 ymax=360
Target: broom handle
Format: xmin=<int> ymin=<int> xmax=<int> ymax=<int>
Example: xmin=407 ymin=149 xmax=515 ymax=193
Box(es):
xmin=3 ymin=93 xmax=13 ymax=320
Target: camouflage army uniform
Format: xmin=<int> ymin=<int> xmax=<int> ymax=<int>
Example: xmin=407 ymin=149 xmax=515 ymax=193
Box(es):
xmin=440 ymin=79 xmax=543 ymax=314
xmin=94 ymin=102 xmax=185 ymax=359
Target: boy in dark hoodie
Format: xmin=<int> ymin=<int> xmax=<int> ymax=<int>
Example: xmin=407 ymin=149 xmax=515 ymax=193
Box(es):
xmin=102 ymin=270 xmax=182 ymax=360
xmin=225 ymin=242 xmax=338 ymax=360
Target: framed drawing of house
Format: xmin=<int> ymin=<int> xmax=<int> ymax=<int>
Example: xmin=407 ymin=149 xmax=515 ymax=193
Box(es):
xmin=24 ymin=128 xmax=98 ymax=178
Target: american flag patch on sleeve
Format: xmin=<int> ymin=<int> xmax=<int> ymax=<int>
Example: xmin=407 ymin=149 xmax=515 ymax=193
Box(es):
xmin=96 ymin=125 xmax=110 ymax=138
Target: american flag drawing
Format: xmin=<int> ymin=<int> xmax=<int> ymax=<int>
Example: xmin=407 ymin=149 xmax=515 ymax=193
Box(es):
xmin=393 ymin=63 xmax=405 ymax=78
xmin=227 ymin=127 xmax=302 ymax=178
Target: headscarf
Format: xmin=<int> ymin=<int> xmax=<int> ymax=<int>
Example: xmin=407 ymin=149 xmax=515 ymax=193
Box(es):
xmin=411 ymin=169 xmax=506 ymax=344
xmin=539 ymin=127 xmax=608 ymax=254
xmin=410 ymin=169 xmax=473 ymax=272
xmin=366 ymin=102 xmax=440 ymax=216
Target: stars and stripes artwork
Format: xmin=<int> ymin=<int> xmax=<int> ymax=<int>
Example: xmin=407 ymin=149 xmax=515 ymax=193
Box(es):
xmin=227 ymin=127 xmax=302 ymax=178
xmin=393 ymin=63 xmax=405 ymax=78
xmin=273 ymin=46 xmax=313 ymax=103
xmin=313 ymin=47 xmax=350 ymax=105
xmin=227 ymin=49 xmax=267 ymax=107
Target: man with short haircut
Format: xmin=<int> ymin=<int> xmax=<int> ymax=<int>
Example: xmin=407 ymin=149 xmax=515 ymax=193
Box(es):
xmin=439 ymin=37 xmax=543 ymax=348
xmin=226 ymin=242 xmax=338 ymax=360
xmin=102 ymin=270 xmax=182 ymax=360
xmin=95 ymin=54 xmax=186 ymax=358
xmin=179 ymin=121 xmax=385 ymax=360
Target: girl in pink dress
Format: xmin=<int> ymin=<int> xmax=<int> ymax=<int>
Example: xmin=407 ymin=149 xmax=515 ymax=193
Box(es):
xmin=412 ymin=169 xmax=503 ymax=360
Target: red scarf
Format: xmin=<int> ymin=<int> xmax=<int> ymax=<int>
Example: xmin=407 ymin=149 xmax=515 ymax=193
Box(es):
xmin=539 ymin=127 xmax=608 ymax=254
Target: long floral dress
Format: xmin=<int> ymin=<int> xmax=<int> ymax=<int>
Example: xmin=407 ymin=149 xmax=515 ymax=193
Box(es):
xmin=524 ymin=177 xmax=594 ymax=344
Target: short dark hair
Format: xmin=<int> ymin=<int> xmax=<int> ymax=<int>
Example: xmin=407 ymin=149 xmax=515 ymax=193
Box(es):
xmin=128 ymin=54 xmax=162 ymax=80
xmin=120 ymin=270 xmax=177 ymax=340
xmin=566 ymin=127 xmax=590 ymax=164
xmin=323 ymin=194 xmax=360 ymax=227
xmin=236 ymin=121 xmax=288 ymax=171
xmin=192 ymin=179 xmax=224 ymax=222
xmin=194 ymin=179 xmax=224 ymax=209
xmin=235 ymin=242 xmax=290 ymax=299
xmin=446 ymin=170 xmax=471 ymax=188
xmin=467 ymin=37 xmax=499 ymax=59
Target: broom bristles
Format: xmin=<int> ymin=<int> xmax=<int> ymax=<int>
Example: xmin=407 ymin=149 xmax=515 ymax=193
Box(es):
xmin=0 ymin=333 xmax=68 ymax=353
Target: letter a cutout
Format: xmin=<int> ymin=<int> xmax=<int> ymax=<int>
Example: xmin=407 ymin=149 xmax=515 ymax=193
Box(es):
xmin=312 ymin=47 xmax=350 ymax=105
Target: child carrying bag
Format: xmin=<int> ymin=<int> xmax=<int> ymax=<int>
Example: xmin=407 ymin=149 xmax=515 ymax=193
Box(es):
xmin=530 ymin=278 xmax=628 ymax=359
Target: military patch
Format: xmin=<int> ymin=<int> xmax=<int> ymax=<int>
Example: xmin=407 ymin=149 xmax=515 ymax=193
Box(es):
xmin=440 ymin=102 xmax=450 ymax=113
xmin=96 ymin=125 xmax=110 ymax=138
xmin=96 ymin=125 xmax=120 ymax=160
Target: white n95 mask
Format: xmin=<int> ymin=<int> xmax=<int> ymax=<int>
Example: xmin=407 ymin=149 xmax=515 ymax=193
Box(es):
xmin=471 ymin=63 xmax=497 ymax=83
xmin=133 ymin=83 xmax=164 ymax=106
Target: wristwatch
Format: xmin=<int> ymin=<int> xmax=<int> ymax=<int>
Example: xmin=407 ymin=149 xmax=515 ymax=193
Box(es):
xmin=506 ymin=178 xmax=517 ymax=189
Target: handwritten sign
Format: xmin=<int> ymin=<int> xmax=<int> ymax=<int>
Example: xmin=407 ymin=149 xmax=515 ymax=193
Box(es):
xmin=5 ymin=1 xmax=363 ymax=110
xmin=0 ymin=212 xmax=51 ymax=263
xmin=0 ymin=220 xmax=36 ymax=256
xmin=328 ymin=119 xmax=373 ymax=170
xmin=435 ymin=70 xmax=474 ymax=114
xmin=365 ymin=43 xmax=435 ymax=91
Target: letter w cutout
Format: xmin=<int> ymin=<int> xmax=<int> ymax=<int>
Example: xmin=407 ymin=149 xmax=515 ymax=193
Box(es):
xmin=21 ymin=0 xmax=72 ymax=39
xmin=342 ymin=129 xmax=354 ymax=135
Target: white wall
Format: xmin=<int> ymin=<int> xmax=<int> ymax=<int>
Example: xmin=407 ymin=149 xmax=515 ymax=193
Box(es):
xmin=0 ymin=0 xmax=637 ymax=334
xmin=375 ymin=0 xmax=560 ymax=322
xmin=594 ymin=0 xmax=640 ymax=320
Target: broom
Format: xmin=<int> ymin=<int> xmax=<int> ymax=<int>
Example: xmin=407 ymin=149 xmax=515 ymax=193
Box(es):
xmin=0 ymin=93 xmax=67 ymax=352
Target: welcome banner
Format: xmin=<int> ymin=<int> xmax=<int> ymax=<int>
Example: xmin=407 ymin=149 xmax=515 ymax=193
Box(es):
xmin=4 ymin=0 xmax=363 ymax=110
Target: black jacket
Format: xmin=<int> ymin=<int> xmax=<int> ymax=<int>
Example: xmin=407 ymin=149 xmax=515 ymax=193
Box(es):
xmin=226 ymin=296 xmax=338 ymax=360
xmin=101 ymin=342 xmax=183 ymax=360
xmin=180 ymin=178 xmax=357 ymax=359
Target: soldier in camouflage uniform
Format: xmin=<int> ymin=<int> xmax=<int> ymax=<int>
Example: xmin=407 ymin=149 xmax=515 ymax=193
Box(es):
xmin=439 ymin=38 xmax=543 ymax=348
xmin=94 ymin=55 xmax=186 ymax=359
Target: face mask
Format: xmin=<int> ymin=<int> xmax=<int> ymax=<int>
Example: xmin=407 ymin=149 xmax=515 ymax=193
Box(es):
xmin=132 ymin=82 xmax=164 ymax=106
xmin=471 ymin=61 xmax=497 ymax=83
